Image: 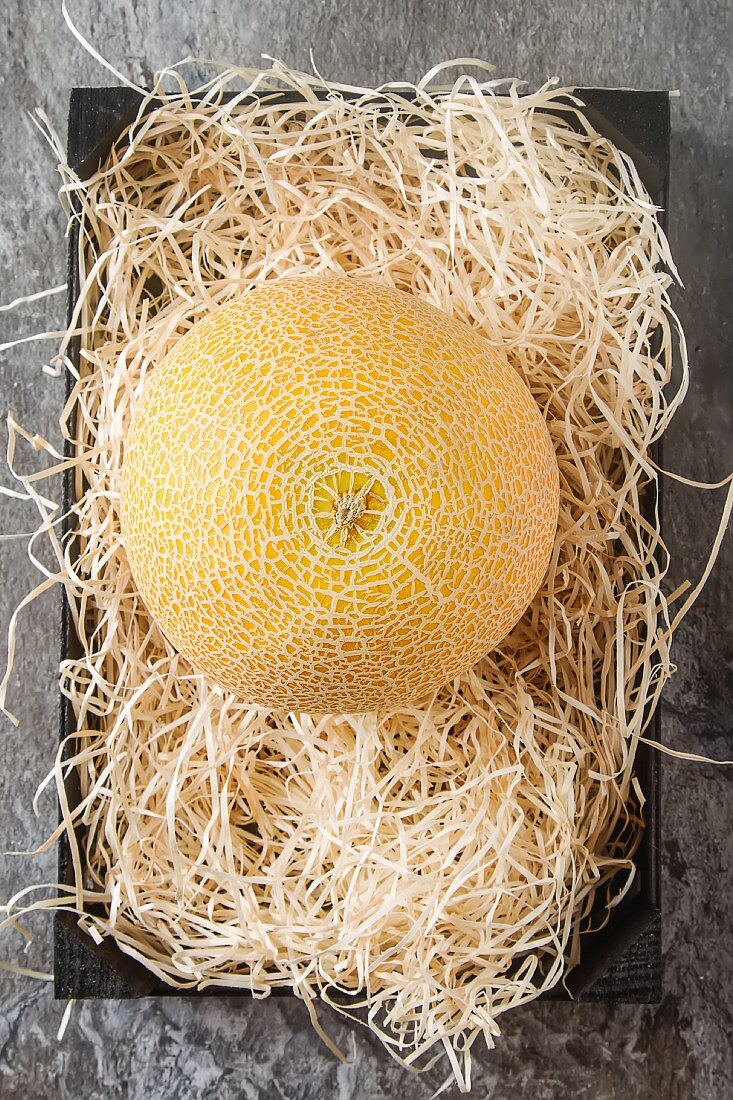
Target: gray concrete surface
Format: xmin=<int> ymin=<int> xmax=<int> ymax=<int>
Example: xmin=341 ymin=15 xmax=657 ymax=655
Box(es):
xmin=0 ymin=1 xmax=731 ymax=1097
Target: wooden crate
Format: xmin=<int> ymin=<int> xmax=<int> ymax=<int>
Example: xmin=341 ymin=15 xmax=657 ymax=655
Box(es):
xmin=56 ymin=85 xmax=667 ymax=1001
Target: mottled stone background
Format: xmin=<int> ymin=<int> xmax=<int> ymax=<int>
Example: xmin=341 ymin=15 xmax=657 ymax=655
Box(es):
xmin=0 ymin=2 xmax=731 ymax=1097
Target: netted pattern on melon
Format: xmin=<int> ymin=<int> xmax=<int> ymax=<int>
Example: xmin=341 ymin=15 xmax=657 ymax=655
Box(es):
xmin=121 ymin=277 xmax=559 ymax=711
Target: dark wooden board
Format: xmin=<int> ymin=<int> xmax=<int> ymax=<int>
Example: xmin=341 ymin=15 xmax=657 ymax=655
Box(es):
xmin=56 ymin=84 xmax=667 ymax=1003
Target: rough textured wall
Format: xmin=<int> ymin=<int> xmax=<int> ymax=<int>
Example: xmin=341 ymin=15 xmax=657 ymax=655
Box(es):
xmin=0 ymin=2 xmax=730 ymax=1097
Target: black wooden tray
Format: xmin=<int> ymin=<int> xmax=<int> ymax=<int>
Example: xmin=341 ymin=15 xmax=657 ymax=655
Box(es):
xmin=55 ymin=84 xmax=667 ymax=1002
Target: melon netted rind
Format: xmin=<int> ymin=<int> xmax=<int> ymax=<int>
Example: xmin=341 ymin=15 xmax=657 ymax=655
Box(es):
xmin=121 ymin=276 xmax=559 ymax=711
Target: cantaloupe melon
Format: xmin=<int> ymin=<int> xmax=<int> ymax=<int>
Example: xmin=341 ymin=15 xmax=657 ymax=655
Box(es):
xmin=121 ymin=276 xmax=559 ymax=712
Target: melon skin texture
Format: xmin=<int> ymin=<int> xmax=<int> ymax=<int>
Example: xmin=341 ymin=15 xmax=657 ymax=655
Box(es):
xmin=121 ymin=276 xmax=559 ymax=712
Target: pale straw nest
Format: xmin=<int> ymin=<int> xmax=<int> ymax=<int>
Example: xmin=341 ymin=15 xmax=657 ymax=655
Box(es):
xmin=3 ymin=52 xmax=731 ymax=1093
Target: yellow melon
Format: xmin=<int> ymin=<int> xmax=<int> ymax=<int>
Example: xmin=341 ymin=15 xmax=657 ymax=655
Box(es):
xmin=121 ymin=276 xmax=559 ymax=712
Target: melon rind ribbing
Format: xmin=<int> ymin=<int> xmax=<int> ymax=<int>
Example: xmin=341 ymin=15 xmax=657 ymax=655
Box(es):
xmin=121 ymin=276 xmax=560 ymax=712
